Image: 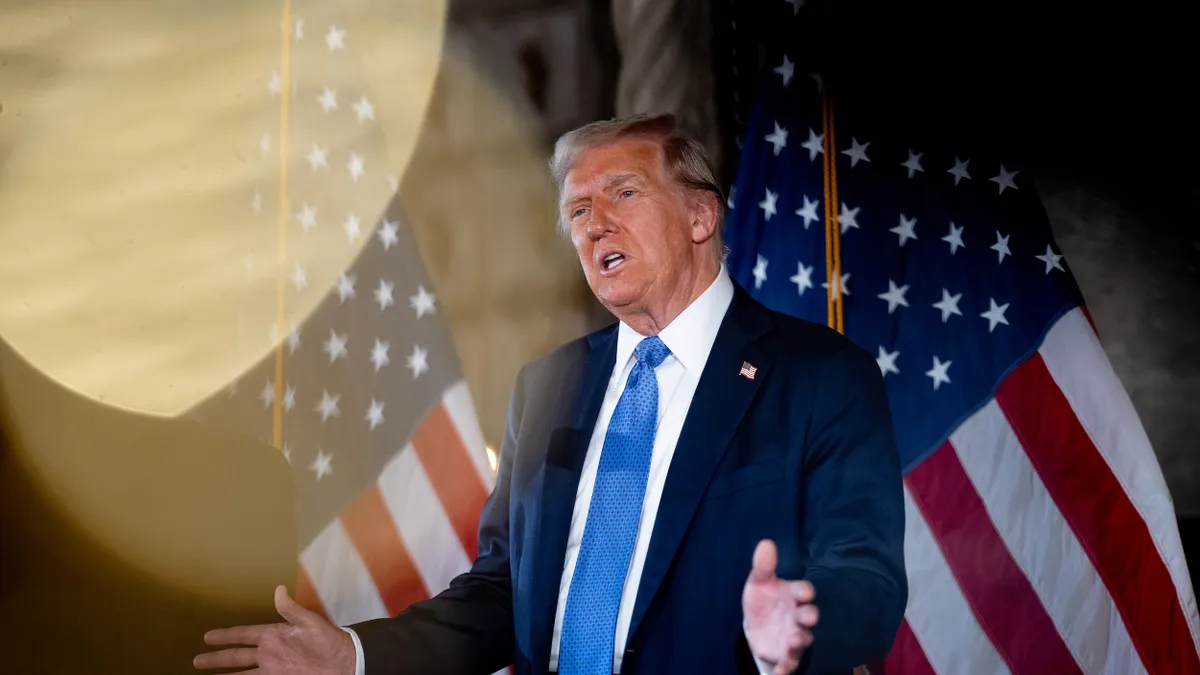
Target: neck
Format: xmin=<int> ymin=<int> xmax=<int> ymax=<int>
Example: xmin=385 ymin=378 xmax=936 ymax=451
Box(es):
xmin=616 ymin=258 xmax=720 ymax=336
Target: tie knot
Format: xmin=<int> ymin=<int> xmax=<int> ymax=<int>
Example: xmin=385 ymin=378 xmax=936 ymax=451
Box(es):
xmin=635 ymin=336 xmax=671 ymax=369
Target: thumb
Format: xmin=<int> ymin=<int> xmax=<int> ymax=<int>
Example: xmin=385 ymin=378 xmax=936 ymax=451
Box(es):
xmin=275 ymin=584 xmax=319 ymax=627
xmin=750 ymin=539 xmax=778 ymax=583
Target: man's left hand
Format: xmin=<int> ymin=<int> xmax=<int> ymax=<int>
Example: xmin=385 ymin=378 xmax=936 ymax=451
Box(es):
xmin=742 ymin=539 xmax=819 ymax=675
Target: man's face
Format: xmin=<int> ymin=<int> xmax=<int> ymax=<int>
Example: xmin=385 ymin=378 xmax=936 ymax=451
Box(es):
xmin=562 ymin=139 xmax=705 ymax=314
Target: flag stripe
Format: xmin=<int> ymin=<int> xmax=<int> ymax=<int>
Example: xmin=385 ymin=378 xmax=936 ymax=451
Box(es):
xmin=996 ymin=352 xmax=1200 ymax=675
xmin=879 ymin=619 xmax=937 ymax=675
xmin=952 ymin=398 xmax=1146 ymax=675
xmin=295 ymin=561 xmax=330 ymax=620
xmin=410 ymin=401 xmax=489 ymax=560
xmin=379 ymin=445 xmax=474 ymax=596
xmin=339 ymin=483 xmax=429 ymax=617
xmin=300 ymin=519 xmax=388 ymax=626
xmin=901 ymin=486 xmax=1010 ymax=675
xmin=1038 ymin=309 xmax=1200 ymax=655
xmin=907 ymin=443 xmax=1083 ymax=675
xmin=443 ymin=380 xmax=496 ymax=489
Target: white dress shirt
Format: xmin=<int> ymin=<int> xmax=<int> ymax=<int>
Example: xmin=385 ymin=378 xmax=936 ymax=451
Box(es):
xmin=345 ymin=266 xmax=770 ymax=674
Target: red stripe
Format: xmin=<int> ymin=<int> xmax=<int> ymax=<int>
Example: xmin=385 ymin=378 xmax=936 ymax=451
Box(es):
xmin=906 ymin=442 xmax=1083 ymax=675
xmin=872 ymin=619 xmax=935 ymax=675
xmin=294 ymin=562 xmax=328 ymax=620
xmin=411 ymin=403 xmax=489 ymax=560
xmin=997 ymin=355 xmax=1200 ymax=675
xmin=340 ymin=484 xmax=429 ymax=617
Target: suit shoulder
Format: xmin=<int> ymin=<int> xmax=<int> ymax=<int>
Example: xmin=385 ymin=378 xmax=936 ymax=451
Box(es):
xmin=517 ymin=322 xmax=615 ymax=384
xmin=761 ymin=308 xmax=867 ymax=361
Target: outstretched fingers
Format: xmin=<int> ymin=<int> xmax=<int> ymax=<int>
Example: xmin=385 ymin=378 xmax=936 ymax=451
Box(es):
xmin=193 ymin=647 xmax=258 ymax=670
xmin=204 ymin=624 xmax=271 ymax=647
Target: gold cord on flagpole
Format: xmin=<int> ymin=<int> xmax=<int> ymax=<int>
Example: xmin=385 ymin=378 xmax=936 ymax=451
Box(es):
xmin=820 ymin=88 xmax=844 ymax=334
xmin=272 ymin=0 xmax=293 ymax=450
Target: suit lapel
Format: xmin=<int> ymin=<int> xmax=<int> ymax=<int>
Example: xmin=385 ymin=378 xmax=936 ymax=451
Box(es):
xmin=626 ymin=286 xmax=773 ymax=642
xmin=528 ymin=326 xmax=617 ymax=673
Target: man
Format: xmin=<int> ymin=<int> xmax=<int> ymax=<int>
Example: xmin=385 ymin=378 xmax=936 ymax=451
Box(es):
xmin=195 ymin=114 xmax=906 ymax=675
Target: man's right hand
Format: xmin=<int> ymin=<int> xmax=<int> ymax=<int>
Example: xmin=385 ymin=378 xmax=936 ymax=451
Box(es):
xmin=194 ymin=585 xmax=357 ymax=675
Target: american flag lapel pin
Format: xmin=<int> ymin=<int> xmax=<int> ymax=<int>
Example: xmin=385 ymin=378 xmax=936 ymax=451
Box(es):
xmin=739 ymin=361 xmax=757 ymax=380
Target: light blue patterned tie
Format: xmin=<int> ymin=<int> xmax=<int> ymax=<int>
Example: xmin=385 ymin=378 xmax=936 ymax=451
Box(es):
xmin=558 ymin=336 xmax=671 ymax=675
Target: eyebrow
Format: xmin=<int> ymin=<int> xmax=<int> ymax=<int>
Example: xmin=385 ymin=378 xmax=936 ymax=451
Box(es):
xmin=562 ymin=173 xmax=646 ymax=213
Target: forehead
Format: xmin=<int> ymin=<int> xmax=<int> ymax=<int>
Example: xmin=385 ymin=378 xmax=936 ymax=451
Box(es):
xmin=563 ymin=138 xmax=667 ymax=195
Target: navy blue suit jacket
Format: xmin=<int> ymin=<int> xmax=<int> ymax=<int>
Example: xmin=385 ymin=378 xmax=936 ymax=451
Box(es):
xmin=352 ymin=283 xmax=907 ymax=674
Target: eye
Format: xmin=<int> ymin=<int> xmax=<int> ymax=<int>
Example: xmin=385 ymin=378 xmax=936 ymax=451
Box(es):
xmin=571 ymin=207 xmax=588 ymax=219
xmin=620 ymin=189 xmax=636 ymax=198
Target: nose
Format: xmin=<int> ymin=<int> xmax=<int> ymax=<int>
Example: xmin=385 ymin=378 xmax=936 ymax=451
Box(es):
xmin=586 ymin=202 xmax=616 ymax=240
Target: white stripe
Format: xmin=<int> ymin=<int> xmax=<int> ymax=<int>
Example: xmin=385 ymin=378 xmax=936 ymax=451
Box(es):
xmin=443 ymin=379 xmax=496 ymax=489
xmin=379 ymin=444 xmax=472 ymax=595
xmin=299 ymin=519 xmax=388 ymax=626
xmin=951 ymin=400 xmax=1145 ymax=675
xmin=901 ymin=485 xmax=1009 ymax=675
xmin=1039 ymin=308 xmax=1200 ymax=654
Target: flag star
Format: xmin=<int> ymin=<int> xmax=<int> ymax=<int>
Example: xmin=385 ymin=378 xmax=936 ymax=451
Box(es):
xmin=800 ymin=129 xmax=824 ymax=161
xmin=759 ymin=188 xmax=778 ymax=220
xmin=290 ymin=265 xmax=308 ymax=291
xmin=259 ymin=134 xmax=271 ymax=156
xmin=1036 ymin=244 xmax=1065 ymax=274
xmin=841 ymin=137 xmax=871 ymax=167
xmin=727 ymin=186 xmax=736 ymax=209
xmin=315 ymin=390 xmax=340 ymax=421
xmin=926 ymin=356 xmax=952 ymax=390
xmin=795 ymin=195 xmax=820 ymax=228
xmin=283 ymin=384 xmax=296 ymax=412
xmin=410 ymin=285 xmax=437 ymax=318
xmin=306 ymin=144 xmax=328 ymax=171
xmin=370 ymin=338 xmax=390 ymax=372
xmin=310 ymin=449 xmax=333 ymax=481
xmin=901 ymin=149 xmax=924 ymax=179
xmin=287 ymin=328 xmax=301 ymax=354
xmin=294 ymin=18 xmax=304 ymax=39
xmin=336 ymin=273 xmax=356 ymax=303
xmin=347 ymin=153 xmax=365 ymax=182
xmin=790 ymin=261 xmax=814 ymax=295
xmin=377 ymin=218 xmax=399 ymax=250
xmin=374 ymin=278 xmax=394 ymax=311
xmin=784 ymin=0 xmax=804 ymax=15
xmin=990 ymin=164 xmax=1019 ymax=194
xmin=251 ymin=190 xmax=262 ymax=214
xmin=943 ymin=222 xmax=966 ymax=255
xmin=323 ymin=330 xmax=348 ymax=363
xmin=878 ymin=280 xmax=910 ymax=313
xmin=343 ymin=212 xmax=362 ymax=242
xmin=774 ymin=54 xmax=795 ymax=87
xmin=752 ymin=255 xmax=769 ymax=289
xmin=991 ymin=230 xmax=1012 ymax=264
xmin=764 ymin=122 xmax=788 ymax=155
xmin=258 ymin=379 xmax=274 ymax=407
xmin=948 ymin=156 xmax=971 ymax=185
xmin=365 ymin=399 xmax=385 ymax=430
xmin=352 ymin=95 xmax=375 ymax=123
xmin=281 ymin=442 xmax=292 ymax=463
xmin=822 ymin=272 xmax=851 ymax=296
xmin=837 ymin=202 xmax=861 ymax=234
xmin=296 ymin=202 xmax=318 ymax=231
xmin=890 ymin=214 xmax=918 ymax=247
xmin=325 ymin=25 xmax=346 ymax=52
xmin=317 ymin=87 xmax=338 ymax=113
xmin=407 ymin=344 xmax=429 ymax=379
xmin=932 ymin=288 xmax=963 ymax=322
xmin=267 ymin=71 xmax=281 ymax=96
xmin=876 ymin=346 xmax=900 ymax=377
xmin=981 ymin=298 xmax=1011 ymax=332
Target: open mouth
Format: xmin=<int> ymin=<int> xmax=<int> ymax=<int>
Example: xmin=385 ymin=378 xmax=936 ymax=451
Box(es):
xmin=602 ymin=252 xmax=626 ymax=271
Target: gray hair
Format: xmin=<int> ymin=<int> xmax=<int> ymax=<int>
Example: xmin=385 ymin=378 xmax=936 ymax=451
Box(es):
xmin=548 ymin=113 xmax=727 ymax=261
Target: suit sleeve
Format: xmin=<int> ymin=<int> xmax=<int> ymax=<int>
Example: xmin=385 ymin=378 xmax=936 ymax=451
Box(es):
xmin=799 ymin=342 xmax=907 ymax=672
xmin=346 ymin=368 xmax=525 ymax=675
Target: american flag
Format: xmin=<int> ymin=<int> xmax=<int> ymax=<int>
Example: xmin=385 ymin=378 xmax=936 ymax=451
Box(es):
xmin=722 ymin=52 xmax=1200 ymax=674
xmin=185 ymin=5 xmax=503 ymax=667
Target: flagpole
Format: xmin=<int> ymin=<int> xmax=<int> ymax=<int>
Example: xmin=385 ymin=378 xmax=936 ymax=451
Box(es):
xmin=272 ymin=0 xmax=294 ymax=450
xmin=820 ymin=88 xmax=844 ymax=334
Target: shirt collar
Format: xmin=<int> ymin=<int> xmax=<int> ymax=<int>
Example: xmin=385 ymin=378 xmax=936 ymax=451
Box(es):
xmin=614 ymin=265 xmax=735 ymax=374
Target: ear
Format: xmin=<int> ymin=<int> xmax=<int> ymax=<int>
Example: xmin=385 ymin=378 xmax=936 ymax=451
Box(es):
xmin=689 ymin=190 xmax=720 ymax=245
